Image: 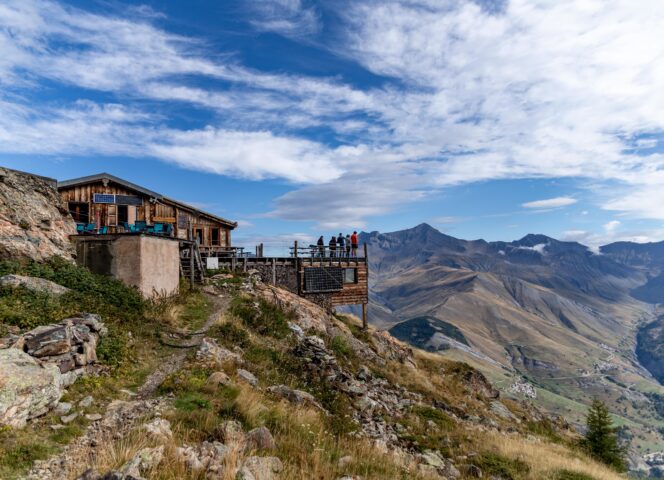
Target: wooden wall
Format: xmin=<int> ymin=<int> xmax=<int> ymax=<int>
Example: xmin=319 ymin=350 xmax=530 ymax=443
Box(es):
xmin=59 ymin=181 xmax=232 ymax=247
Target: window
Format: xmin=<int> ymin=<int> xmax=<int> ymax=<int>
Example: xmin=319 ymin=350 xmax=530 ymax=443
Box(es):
xmin=343 ymin=268 xmax=357 ymax=284
xmin=68 ymin=202 xmax=89 ymax=223
xmin=211 ymin=228 xmax=220 ymax=246
xmin=117 ymin=205 xmax=128 ymax=224
xmin=195 ymin=228 xmax=204 ymax=245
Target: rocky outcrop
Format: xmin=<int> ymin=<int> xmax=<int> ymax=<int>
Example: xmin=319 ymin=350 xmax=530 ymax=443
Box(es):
xmin=0 ymin=348 xmax=63 ymax=428
xmin=0 ymin=167 xmax=76 ymax=261
xmin=0 ymin=314 xmax=105 ymax=428
xmin=4 ymin=313 xmax=107 ymax=377
xmin=0 ymin=274 xmax=71 ymax=295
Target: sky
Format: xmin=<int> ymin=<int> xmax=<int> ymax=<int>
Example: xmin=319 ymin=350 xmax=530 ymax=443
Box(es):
xmin=2 ymin=0 xmax=664 ymax=252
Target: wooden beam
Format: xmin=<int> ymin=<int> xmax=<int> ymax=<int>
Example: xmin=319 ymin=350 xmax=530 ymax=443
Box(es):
xmin=362 ymin=303 xmax=367 ymax=331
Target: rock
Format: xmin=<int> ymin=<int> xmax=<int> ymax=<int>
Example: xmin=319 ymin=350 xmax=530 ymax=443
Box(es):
xmin=85 ymin=413 xmax=103 ymax=421
xmin=53 ymin=401 xmax=72 ymax=416
xmin=460 ymin=370 xmax=499 ymax=400
xmin=370 ymin=331 xmax=416 ymax=368
xmin=79 ymin=395 xmax=94 ymax=408
xmin=245 ymin=426 xmax=276 ymax=451
xmin=237 ymin=369 xmax=259 ymax=386
xmin=266 ymin=384 xmax=322 ymax=409
xmin=288 ymin=322 xmax=304 ymax=338
xmin=421 ymin=450 xmax=446 ymax=469
xmin=0 ymin=274 xmax=70 ymax=295
xmin=0 ymin=348 xmax=63 ymax=428
xmin=216 ymin=419 xmax=245 ymax=444
xmin=338 ymin=455 xmax=353 ymax=468
xmin=176 ymin=441 xmax=228 ymax=474
xmin=74 ymin=469 xmax=99 ymax=480
xmin=236 ymin=467 xmax=256 ymax=480
xmin=121 ymin=445 xmax=164 ymax=477
xmin=241 ymin=456 xmax=283 ymax=480
xmin=460 ymin=464 xmax=483 ymax=477
xmin=142 ymin=418 xmax=172 ymax=440
xmin=207 ymin=371 xmax=231 ymax=387
xmin=61 ymin=412 xmax=78 ymax=424
xmin=490 ymin=401 xmax=518 ymax=422
xmin=197 ymin=337 xmax=242 ymax=365
xmin=445 ymin=463 xmax=461 ymax=478
xmin=0 ymin=167 xmax=76 ymax=262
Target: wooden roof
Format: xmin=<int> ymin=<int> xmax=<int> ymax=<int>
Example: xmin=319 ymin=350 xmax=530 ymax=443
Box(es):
xmin=58 ymin=173 xmax=237 ymax=229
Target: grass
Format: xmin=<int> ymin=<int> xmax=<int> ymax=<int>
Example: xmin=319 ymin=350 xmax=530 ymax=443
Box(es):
xmin=229 ymin=294 xmax=292 ymax=338
xmin=0 ymin=258 xmax=218 ymax=478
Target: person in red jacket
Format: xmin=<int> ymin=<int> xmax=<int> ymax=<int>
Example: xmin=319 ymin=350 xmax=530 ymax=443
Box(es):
xmin=351 ymin=231 xmax=359 ymax=257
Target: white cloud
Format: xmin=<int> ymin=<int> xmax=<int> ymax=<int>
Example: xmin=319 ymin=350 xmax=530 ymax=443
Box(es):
xmin=522 ymin=197 xmax=577 ymax=209
xmin=249 ymin=0 xmax=320 ymax=38
xmin=3 ymin=0 xmax=664 ymax=229
xmin=604 ymin=220 xmax=621 ymax=234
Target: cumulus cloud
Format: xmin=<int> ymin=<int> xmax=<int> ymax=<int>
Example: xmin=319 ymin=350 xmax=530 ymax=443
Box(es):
xmin=522 ymin=197 xmax=577 ymax=209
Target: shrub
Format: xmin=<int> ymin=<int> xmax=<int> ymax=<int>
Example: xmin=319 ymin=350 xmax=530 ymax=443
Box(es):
xmin=230 ymin=296 xmax=291 ymax=338
xmin=209 ymin=322 xmax=250 ymax=348
xmin=473 ymin=452 xmax=530 ymax=480
xmin=411 ymin=405 xmax=455 ymax=430
xmin=330 ymin=335 xmax=352 ymax=357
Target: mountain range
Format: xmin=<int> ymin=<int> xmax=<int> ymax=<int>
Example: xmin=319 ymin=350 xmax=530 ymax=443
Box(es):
xmin=359 ymin=223 xmax=664 ymax=455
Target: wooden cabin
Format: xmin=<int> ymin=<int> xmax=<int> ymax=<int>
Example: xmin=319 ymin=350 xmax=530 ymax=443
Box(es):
xmin=58 ymin=173 xmax=237 ymax=253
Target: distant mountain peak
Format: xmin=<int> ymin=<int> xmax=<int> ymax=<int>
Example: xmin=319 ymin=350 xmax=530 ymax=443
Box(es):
xmin=514 ymin=233 xmax=556 ymax=247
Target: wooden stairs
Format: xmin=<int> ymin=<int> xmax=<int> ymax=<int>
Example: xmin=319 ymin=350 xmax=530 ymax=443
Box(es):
xmin=180 ymin=242 xmax=205 ymax=284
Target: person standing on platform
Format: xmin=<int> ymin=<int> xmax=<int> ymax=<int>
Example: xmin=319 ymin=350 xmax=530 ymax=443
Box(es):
xmin=329 ymin=235 xmax=337 ymax=258
xmin=337 ymin=233 xmax=345 ymax=257
xmin=351 ymin=231 xmax=359 ymax=257
xmin=317 ymin=235 xmax=325 ymax=257
xmin=345 ymin=234 xmax=351 ymax=257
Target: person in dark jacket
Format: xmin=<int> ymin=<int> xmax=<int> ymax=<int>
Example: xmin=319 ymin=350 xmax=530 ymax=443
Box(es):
xmin=345 ymin=234 xmax=351 ymax=257
xmin=317 ymin=235 xmax=325 ymax=257
xmin=337 ymin=233 xmax=345 ymax=257
xmin=329 ymin=235 xmax=337 ymax=258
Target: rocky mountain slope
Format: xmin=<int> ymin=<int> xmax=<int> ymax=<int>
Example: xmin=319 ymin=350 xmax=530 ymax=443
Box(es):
xmin=0 ymin=258 xmax=627 ymax=479
xmin=360 ymin=224 xmax=664 ymax=460
xmin=0 ymin=167 xmax=75 ymax=261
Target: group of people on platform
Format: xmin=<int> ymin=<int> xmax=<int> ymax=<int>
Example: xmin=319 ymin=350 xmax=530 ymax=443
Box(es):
xmin=316 ymin=231 xmax=359 ymax=258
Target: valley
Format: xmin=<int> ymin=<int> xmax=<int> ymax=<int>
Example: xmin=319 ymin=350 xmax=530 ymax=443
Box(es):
xmin=360 ymin=223 xmax=664 ymax=460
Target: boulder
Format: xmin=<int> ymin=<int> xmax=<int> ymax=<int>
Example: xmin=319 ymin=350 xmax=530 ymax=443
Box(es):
xmin=0 ymin=274 xmax=70 ymax=296
xmin=0 ymin=348 xmax=63 ymax=428
xmin=207 ymin=371 xmax=231 ymax=387
xmin=79 ymin=395 xmax=94 ymax=408
xmin=490 ymin=401 xmax=518 ymax=422
xmin=215 ymin=419 xmax=245 ymax=445
xmin=142 ymin=418 xmax=173 ymax=440
xmin=120 ymin=446 xmax=164 ymax=478
xmin=237 ymin=369 xmax=259 ymax=387
xmin=266 ymin=385 xmax=323 ymax=410
xmin=197 ymin=338 xmax=242 ymax=365
xmin=240 ymin=456 xmax=283 ymax=480
xmin=244 ymin=426 xmax=276 ymax=451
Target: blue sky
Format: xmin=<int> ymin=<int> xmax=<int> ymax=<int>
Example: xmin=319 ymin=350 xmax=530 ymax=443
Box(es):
xmin=2 ymin=0 xmax=664 ymax=251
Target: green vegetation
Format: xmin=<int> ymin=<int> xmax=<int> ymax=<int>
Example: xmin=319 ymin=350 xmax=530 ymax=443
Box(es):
xmin=229 ymin=295 xmax=292 ymax=338
xmin=473 ymin=452 xmax=530 ymax=480
xmin=208 ymin=321 xmax=250 ymax=348
xmin=552 ymin=470 xmax=595 ymax=480
xmin=0 ymin=257 xmax=145 ymax=330
xmin=581 ymin=399 xmax=627 ymax=472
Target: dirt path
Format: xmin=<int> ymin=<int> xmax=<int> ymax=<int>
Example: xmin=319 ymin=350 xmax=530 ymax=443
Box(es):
xmin=25 ymin=292 xmax=229 ymax=480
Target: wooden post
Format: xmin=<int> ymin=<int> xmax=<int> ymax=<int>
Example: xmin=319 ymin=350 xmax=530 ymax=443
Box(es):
xmin=189 ymin=244 xmax=195 ymax=288
xmin=362 ymin=303 xmax=367 ymax=331
xmin=363 ymin=242 xmax=369 ymax=330
xmin=294 ymin=240 xmax=298 ymax=258
xmin=243 ymin=257 xmax=247 ymax=272
xmin=271 ymin=257 xmax=276 ymax=285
